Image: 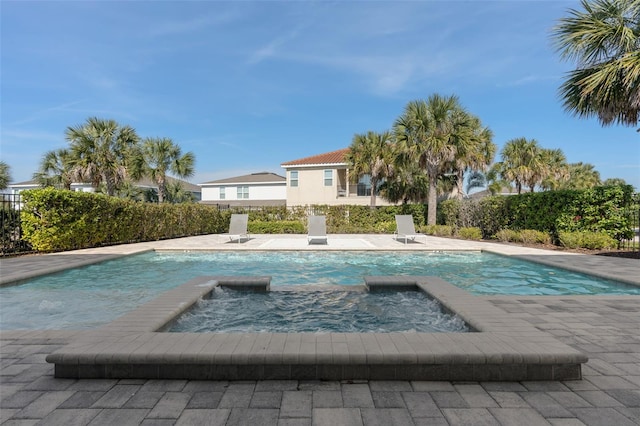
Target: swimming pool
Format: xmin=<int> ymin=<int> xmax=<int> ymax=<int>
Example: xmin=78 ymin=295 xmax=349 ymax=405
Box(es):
xmin=167 ymin=287 xmax=469 ymax=333
xmin=1 ymin=250 xmax=638 ymax=330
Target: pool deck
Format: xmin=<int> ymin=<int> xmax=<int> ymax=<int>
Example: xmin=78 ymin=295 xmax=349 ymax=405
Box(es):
xmin=1 ymin=234 xmax=640 ymax=425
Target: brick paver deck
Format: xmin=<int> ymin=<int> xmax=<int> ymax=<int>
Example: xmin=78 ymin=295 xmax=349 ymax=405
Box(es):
xmin=1 ymin=234 xmax=639 ymax=425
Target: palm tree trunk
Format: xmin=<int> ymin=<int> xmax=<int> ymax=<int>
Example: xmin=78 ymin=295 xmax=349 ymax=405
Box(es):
xmin=104 ymin=172 xmax=116 ymax=196
xmin=427 ymin=173 xmax=438 ymax=225
xmin=369 ymin=177 xmax=377 ymax=208
xmin=456 ymin=169 xmax=465 ymax=200
xmin=157 ymin=176 xmax=165 ymax=203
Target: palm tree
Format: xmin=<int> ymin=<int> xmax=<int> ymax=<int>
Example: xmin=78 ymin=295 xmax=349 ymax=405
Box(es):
xmin=466 ymin=170 xmax=487 ymax=195
xmin=33 ymin=149 xmax=74 ymax=190
xmin=66 ymin=117 xmax=140 ymax=196
xmin=378 ymin=141 xmax=429 ymax=204
xmin=561 ymin=162 xmax=602 ymax=189
xmin=344 ymin=131 xmax=394 ymax=208
xmin=493 ymin=138 xmax=543 ymax=194
xmin=394 ymin=94 xmax=476 ymax=225
xmin=0 ymin=161 xmax=11 ymax=190
xmin=603 ymin=177 xmax=628 ymax=186
xmin=552 ymin=0 xmax=640 ymax=127
xmin=540 ymin=149 xmax=570 ymax=190
xmin=132 ymin=137 xmax=195 ymax=203
xmin=164 ymin=180 xmax=196 ymax=204
xmin=450 ymin=117 xmax=495 ymax=199
xmin=379 ymin=168 xmax=430 ymax=204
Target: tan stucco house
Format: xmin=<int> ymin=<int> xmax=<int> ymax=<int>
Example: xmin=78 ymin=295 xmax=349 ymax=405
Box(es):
xmin=281 ymin=148 xmax=395 ymax=206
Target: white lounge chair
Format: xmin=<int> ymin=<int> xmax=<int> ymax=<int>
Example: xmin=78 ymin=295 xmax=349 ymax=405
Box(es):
xmin=227 ymin=214 xmax=249 ymax=243
xmin=307 ymin=215 xmax=328 ymax=244
xmin=394 ymin=214 xmax=427 ymax=244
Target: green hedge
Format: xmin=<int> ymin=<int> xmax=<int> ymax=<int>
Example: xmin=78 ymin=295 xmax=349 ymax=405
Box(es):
xmin=558 ymin=231 xmax=617 ymax=250
xmin=234 ymin=204 xmax=428 ymax=234
xmin=18 ymin=185 xmax=636 ymax=253
xmin=21 ymin=188 xmax=228 ymax=252
xmin=248 ymin=220 xmax=305 ymax=234
xmin=494 ymin=229 xmax=551 ymax=245
xmin=440 ymin=185 xmax=635 ymax=242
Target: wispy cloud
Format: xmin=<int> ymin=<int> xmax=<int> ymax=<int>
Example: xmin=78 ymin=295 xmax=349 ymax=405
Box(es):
xmin=142 ymin=10 xmax=241 ymax=38
xmin=9 ymin=100 xmax=86 ymax=126
xmin=237 ymin=1 xmax=565 ymax=97
xmin=1 ymin=129 xmax=61 ymax=142
xmin=247 ymin=26 xmax=303 ymax=65
xmin=498 ymin=74 xmax=562 ymax=88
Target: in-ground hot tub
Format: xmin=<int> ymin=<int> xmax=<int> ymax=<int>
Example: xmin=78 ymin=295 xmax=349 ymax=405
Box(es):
xmin=46 ymin=276 xmax=588 ymax=381
xmin=165 ymin=285 xmax=469 ymax=334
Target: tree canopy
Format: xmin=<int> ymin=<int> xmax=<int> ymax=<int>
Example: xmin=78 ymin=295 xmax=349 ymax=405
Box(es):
xmin=0 ymin=161 xmax=11 ymax=190
xmin=553 ymin=0 xmax=640 ymax=128
xmin=345 ymin=131 xmax=394 ymax=208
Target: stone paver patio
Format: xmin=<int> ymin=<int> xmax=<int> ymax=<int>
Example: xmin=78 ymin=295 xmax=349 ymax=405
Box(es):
xmin=1 ymin=234 xmax=639 ymax=425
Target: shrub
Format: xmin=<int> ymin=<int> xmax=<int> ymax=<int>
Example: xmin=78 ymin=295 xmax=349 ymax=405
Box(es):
xmin=442 ymin=186 xmax=635 ymax=242
xmin=439 ymin=199 xmax=481 ymax=229
xmin=456 ymin=227 xmax=482 ymax=240
xmin=555 ymin=185 xmax=635 ymax=241
xmin=373 ymin=221 xmax=396 ymax=234
xmin=494 ymin=229 xmax=519 ymax=242
xmin=438 ymin=200 xmax=460 ymax=227
xmin=519 ymin=229 xmax=551 ymax=245
xmin=248 ymin=220 xmax=305 ymax=234
xmin=423 ymin=225 xmax=454 ymax=236
xmin=477 ymin=196 xmax=511 ymax=238
xmin=558 ymin=231 xmax=617 ymax=250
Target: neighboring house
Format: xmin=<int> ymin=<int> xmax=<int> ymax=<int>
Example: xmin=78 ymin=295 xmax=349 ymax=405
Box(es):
xmin=134 ymin=177 xmax=202 ymax=201
xmin=467 ymin=185 xmax=518 ymax=199
xmin=281 ymin=148 xmax=395 ymax=206
xmin=7 ymin=180 xmax=95 ymax=195
xmin=6 ymin=177 xmax=201 ymax=201
xmin=198 ymin=172 xmax=286 ymax=207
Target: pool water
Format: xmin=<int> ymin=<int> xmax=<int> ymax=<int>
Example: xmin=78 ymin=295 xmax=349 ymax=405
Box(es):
xmin=1 ymin=251 xmax=638 ymax=330
xmin=167 ymin=287 xmax=469 ymax=333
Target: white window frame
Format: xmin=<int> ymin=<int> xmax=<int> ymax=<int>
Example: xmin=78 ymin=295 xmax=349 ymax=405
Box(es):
xmin=324 ymin=169 xmax=333 ymax=186
xmin=237 ymin=186 xmax=249 ymax=199
xmin=219 ymin=186 xmax=225 ymax=200
xmin=290 ymin=171 xmax=298 ymax=187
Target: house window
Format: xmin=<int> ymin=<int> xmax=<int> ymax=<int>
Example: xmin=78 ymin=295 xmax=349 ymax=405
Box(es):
xmin=219 ymin=187 xmax=225 ymax=200
xmin=290 ymin=171 xmax=298 ymax=187
xmin=237 ymin=186 xmax=249 ymax=199
xmin=324 ymin=169 xmax=333 ymax=186
xmin=357 ymin=174 xmax=370 ymax=196
xmin=356 ymin=174 xmax=381 ymax=196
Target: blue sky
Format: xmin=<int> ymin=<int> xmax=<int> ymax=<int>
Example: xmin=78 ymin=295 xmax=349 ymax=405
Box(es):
xmin=2 ymin=1 xmax=639 ymax=190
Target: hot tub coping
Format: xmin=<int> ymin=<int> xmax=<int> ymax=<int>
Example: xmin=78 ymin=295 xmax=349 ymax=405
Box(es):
xmin=46 ymin=275 xmax=587 ymax=381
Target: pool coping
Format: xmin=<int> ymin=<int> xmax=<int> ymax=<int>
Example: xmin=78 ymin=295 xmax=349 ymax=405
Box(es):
xmin=45 ymin=275 xmax=588 ymax=381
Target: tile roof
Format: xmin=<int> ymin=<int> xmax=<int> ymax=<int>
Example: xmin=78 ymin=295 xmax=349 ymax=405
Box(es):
xmin=281 ymin=148 xmax=350 ymax=167
xmin=199 ymin=172 xmax=285 ymax=185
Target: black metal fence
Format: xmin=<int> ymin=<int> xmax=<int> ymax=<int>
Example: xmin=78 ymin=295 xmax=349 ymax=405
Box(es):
xmin=1 ymin=194 xmax=33 ymax=257
xmin=619 ymin=203 xmax=639 ymax=252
